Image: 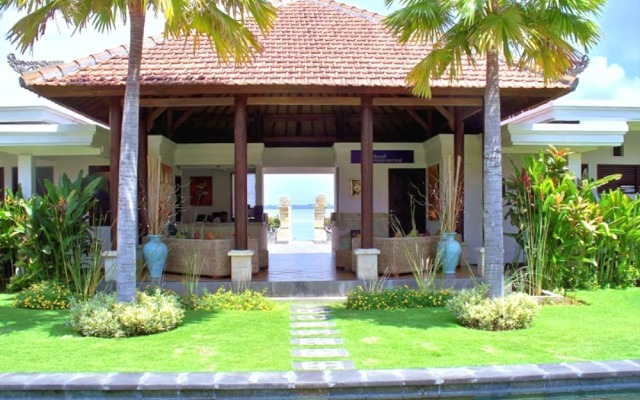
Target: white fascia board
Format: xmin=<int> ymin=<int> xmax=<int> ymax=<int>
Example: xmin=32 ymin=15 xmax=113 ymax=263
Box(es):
xmin=506 ymin=121 xmax=627 ymax=148
xmin=0 ymin=106 xmax=93 ymax=125
xmin=0 ymin=124 xmax=109 ymax=156
xmin=504 ymin=100 xmax=640 ymax=124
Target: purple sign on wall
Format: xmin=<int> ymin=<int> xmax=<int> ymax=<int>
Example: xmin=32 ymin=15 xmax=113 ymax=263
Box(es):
xmin=351 ymin=150 xmax=414 ymax=164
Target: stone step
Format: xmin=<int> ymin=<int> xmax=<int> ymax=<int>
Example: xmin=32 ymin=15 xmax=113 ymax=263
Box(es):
xmin=290 ymin=329 xmax=340 ymax=336
xmin=290 ymin=314 xmax=331 ymax=321
xmin=292 ymin=338 xmax=344 ymax=346
xmin=293 ymin=361 xmax=355 ymax=371
xmin=291 ymin=348 xmax=349 ymax=358
xmin=290 ymin=321 xmax=336 ymax=328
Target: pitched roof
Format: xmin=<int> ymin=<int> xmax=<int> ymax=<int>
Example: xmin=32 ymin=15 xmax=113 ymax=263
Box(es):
xmin=21 ymin=0 xmax=572 ymax=90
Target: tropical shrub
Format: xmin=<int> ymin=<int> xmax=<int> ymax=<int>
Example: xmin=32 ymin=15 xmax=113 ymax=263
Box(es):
xmin=504 ymin=146 xmax=634 ymax=293
xmin=592 ymin=190 xmax=640 ymax=288
xmin=13 ymin=280 xmax=72 ymax=310
xmin=444 ymin=285 xmax=488 ymax=321
xmin=2 ymin=172 xmax=104 ymax=298
xmin=68 ymin=289 xmax=184 ymax=338
xmin=447 ymin=287 xmax=540 ymax=331
xmin=345 ymin=286 xmax=451 ymax=310
xmin=185 ymin=288 xmax=275 ymax=311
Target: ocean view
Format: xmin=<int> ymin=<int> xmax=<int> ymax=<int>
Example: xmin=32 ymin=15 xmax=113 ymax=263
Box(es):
xmin=264 ymin=207 xmax=334 ymax=241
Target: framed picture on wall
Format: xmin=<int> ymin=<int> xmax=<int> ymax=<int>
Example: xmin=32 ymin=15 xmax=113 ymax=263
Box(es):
xmin=190 ymin=176 xmax=212 ymax=206
xmin=350 ymin=179 xmax=361 ymax=196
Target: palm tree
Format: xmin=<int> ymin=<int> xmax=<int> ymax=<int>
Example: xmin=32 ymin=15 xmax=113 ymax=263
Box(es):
xmin=1 ymin=0 xmax=276 ymax=302
xmin=383 ymin=0 xmax=604 ymax=297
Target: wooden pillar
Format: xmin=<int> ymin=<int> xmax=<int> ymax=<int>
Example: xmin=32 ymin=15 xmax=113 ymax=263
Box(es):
xmin=360 ymin=94 xmax=374 ymax=249
xmin=453 ymin=107 xmax=465 ymax=239
xmin=108 ymin=97 xmax=122 ymax=250
xmin=234 ymin=95 xmax=248 ymax=250
xmin=138 ymin=109 xmax=148 ymax=240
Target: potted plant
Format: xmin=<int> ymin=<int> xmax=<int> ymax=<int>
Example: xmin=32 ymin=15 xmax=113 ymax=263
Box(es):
xmin=432 ymin=156 xmax=464 ymax=274
xmin=142 ymin=155 xmax=175 ymax=279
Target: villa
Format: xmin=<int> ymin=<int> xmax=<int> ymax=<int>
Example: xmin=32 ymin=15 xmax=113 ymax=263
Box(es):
xmin=2 ymin=0 xmax=639 ymax=289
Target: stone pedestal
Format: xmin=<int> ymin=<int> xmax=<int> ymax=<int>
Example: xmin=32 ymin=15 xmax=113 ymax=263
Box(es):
xmin=278 ymin=195 xmax=292 ymax=243
xmin=476 ymin=247 xmax=485 ymax=276
xmin=101 ymin=250 xmax=118 ymax=282
xmin=354 ymin=248 xmax=380 ymax=280
xmin=314 ymin=194 xmax=327 ymax=244
xmin=229 ymin=250 xmax=255 ymax=282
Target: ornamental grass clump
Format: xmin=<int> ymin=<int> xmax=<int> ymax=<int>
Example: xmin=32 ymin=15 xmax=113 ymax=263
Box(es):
xmin=13 ymin=280 xmax=72 ymax=310
xmin=446 ymin=286 xmax=540 ymax=331
xmin=68 ymin=289 xmax=184 ymax=338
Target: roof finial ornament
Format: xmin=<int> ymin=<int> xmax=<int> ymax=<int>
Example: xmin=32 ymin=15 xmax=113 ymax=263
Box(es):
xmin=6 ymin=53 xmax=63 ymax=74
xmin=569 ymin=54 xmax=590 ymax=75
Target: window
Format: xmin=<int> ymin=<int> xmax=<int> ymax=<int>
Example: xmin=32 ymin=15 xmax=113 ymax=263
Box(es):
xmin=597 ymin=164 xmax=639 ymax=194
xmin=613 ymin=146 xmax=624 ymax=157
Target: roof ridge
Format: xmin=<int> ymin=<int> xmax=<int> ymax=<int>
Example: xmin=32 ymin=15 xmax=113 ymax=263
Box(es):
xmin=305 ymin=0 xmax=386 ymax=22
xmin=20 ymin=35 xmax=165 ymax=85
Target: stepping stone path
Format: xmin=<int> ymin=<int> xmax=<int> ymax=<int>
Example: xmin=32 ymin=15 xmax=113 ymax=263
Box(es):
xmin=289 ymin=304 xmax=355 ymax=371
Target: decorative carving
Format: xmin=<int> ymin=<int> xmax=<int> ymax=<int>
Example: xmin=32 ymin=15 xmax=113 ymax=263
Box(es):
xmin=7 ymin=53 xmax=62 ymax=74
xmin=279 ymin=195 xmax=290 ymax=207
xmin=569 ymin=54 xmax=590 ymax=75
xmin=315 ymin=194 xmax=327 ymax=207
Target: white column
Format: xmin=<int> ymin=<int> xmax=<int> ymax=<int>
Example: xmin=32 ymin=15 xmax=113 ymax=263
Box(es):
xmin=568 ymin=152 xmax=583 ymax=179
xmin=17 ymin=155 xmax=35 ymax=198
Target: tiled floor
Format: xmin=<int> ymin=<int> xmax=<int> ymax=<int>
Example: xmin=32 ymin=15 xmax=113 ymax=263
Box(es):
xmin=266 ymin=241 xmax=352 ymax=282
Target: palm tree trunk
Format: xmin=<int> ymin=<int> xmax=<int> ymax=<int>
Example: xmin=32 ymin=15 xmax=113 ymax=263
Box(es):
xmin=116 ymin=1 xmax=145 ymax=302
xmin=483 ymin=47 xmax=505 ymax=298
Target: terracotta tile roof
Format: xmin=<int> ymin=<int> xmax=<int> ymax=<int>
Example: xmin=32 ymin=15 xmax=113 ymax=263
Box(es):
xmin=21 ymin=0 xmax=571 ymax=90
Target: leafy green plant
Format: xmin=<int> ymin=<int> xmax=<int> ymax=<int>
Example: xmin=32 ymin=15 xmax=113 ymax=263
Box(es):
xmin=504 ymin=146 xmax=624 ymax=293
xmin=345 ymin=286 xmax=451 ymax=310
xmin=444 ymin=285 xmax=488 ymax=321
xmin=13 ymin=280 xmax=72 ymax=310
xmin=267 ymin=215 xmax=280 ymax=231
xmin=68 ymin=289 xmax=184 ymax=338
xmin=3 ymin=172 xmax=105 ymax=297
xmin=185 ymin=287 xmax=275 ymax=311
xmin=446 ymin=287 xmax=540 ymax=331
xmin=592 ymin=189 xmax=640 ymax=288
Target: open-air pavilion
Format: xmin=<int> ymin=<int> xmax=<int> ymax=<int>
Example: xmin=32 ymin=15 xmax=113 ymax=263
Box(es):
xmin=8 ymin=0 xmax=578 ymax=294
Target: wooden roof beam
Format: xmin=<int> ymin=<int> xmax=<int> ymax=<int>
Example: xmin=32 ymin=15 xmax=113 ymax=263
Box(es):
xmin=146 ymin=107 xmax=166 ymax=131
xmin=139 ymin=96 xmax=483 ymax=108
xmin=404 ymin=108 xmax=431 ymax=135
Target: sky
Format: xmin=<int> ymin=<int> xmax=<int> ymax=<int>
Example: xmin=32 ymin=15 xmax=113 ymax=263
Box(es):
xmin=264 ymin=174 xmax=334 ymax=206
xmin=0 ymin=0 xmax=638 ymax=204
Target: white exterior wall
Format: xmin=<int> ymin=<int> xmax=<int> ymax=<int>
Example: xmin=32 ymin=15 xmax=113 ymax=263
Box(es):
xmin=581 ymin=125 xmax=640 ymax=177
xmin=333 ymin=143 xmax=426 ymax=214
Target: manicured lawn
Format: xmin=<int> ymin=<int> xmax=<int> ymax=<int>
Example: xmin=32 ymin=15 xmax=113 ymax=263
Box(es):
xmin=1 ymin=289 xmax=639 ymax=372
xmin=0 ymin=295 xmax=291 ymax=372
xmin=332 ymin=288 xmax=640 ymax=369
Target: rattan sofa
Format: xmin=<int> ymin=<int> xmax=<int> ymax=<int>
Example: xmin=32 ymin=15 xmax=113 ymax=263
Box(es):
xmin=163 ymin=237 xmax=260 ymax=278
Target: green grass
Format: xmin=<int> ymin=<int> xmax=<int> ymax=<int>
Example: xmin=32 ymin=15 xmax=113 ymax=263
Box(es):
xmin=0 ymin=294 xmax=291 ymax=372
xmin=332 ymin=288 xmax=640 ymax=369
xmin=1 ymin=289 xmax=639 ymax=372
